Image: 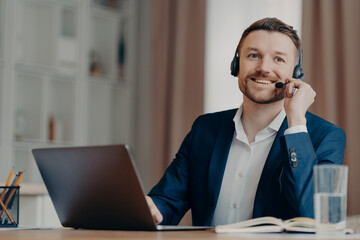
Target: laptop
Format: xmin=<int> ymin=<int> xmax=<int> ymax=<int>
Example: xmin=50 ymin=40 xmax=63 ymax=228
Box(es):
xmin=32 ymin=144 xmax=210 ymax=231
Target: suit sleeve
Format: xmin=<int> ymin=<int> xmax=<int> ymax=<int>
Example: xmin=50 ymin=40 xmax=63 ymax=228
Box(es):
xmin=280 ymin=127 xmax=346 ymax=218
xmin=147 ymin=118 xmax=200 ymax=225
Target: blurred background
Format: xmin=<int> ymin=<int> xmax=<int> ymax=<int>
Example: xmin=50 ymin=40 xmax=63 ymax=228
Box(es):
xmin=0 ymin=0 xmax=358 ymax=227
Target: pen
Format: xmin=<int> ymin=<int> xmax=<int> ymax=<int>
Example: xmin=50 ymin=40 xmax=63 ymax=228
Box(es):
xmin=14 ymin=171 xmax=24 ymax=187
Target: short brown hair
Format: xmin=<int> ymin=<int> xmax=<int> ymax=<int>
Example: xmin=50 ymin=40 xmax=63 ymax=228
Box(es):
xmin=237 ymin=17 xmax=301 ymax=58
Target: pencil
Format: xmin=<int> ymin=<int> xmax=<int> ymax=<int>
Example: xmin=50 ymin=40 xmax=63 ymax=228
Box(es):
xmin=5 ymin=168 xmax=14 ymax=186
xmin=0 ymin=168 xmax=14 ymax=201
xmin=0 ymin=198 xmax=14 ymax=223
xmin=0 ymin=170 xmax=24 ymax=219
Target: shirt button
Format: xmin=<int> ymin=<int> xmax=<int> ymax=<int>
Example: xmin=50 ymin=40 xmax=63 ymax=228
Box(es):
xmin=232 ymin=203 xmax=238 ymax=208
xmin=246 ymin=146 xmax=251 ymax=151
xmin=238 ymin=172 xmax=243 ymax=177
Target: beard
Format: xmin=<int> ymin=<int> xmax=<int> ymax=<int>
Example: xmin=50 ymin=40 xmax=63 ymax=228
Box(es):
xmin=239 ymin=73 xmax=285 ymax=104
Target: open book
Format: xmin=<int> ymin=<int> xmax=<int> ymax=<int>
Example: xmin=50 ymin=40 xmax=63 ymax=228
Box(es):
xmin=215 ymin=217 xmax=317 ymax=233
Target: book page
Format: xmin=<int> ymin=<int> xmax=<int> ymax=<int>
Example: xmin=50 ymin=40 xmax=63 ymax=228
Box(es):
xmin=216 ymin=217 xmax=283 ymax=229
xmin=285 ymin=217 xmax=316 ymax=229
xmin=215 ymin=225 xmax=284 ymax=233
xmin=215 ymin=217 xmax=285 ymax=233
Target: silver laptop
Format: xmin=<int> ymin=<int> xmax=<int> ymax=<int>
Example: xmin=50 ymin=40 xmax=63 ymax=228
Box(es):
xmin=32 ymin=144 xmax=210 ymax=231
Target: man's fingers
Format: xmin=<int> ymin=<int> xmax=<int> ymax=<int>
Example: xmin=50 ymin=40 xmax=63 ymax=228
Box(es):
xmin=145 ymin=196 xmax=163 ymax=224
xmin=284 ymin=78 xmax=302 ymax=97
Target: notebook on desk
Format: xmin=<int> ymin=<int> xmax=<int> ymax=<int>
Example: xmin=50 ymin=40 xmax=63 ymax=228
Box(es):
xmin=32 ymin=144 xmax=210 ymax=231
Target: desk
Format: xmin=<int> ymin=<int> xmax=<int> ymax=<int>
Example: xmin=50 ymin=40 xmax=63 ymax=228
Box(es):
xmin=0 ymin=229 xmax=359 ymax=240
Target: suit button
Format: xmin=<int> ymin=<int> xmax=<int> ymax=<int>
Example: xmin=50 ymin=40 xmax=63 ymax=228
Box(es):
xmin=292 ymin=162 xmax=299 ymax=168
xmin=290 ymin=153 xmax=298 ymax=161
xmin=289 ymin=147 xmax=296 ymax=153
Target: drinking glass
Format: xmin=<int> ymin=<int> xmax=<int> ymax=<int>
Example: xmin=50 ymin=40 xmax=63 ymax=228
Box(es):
xmin=313 ymin=165 xmax=348 ymax=232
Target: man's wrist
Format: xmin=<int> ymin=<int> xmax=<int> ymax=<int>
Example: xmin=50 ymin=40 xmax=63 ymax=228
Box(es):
xmin=285 ymin=125 xmax=308 ymax=135
xmin=287 ymin=115 xmax=306 ymax=128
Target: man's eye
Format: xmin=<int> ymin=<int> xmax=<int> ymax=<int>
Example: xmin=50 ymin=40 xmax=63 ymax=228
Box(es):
xmin=248 ymin=53 xmax=259 ymax=59
xmin=275 ymin=57 xmax=284 ymax=62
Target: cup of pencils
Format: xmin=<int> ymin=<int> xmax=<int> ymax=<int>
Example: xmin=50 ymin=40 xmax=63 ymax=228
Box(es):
xmin=0 ymin=168 xmax=24 ymax=227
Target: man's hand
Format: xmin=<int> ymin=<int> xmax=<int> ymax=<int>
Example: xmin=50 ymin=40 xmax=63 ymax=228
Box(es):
xmin=283 ymin=78 xmax=316 ymax=127
xmin=145 ymin=196 xmax=163 ymax=224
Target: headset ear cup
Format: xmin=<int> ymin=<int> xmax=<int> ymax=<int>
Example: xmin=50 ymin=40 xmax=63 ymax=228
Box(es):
xmin=292 ymin=65 xmax=305 ymax=79
xmin=292 ymin=48 xmax=305 ymax=79
xmin=231 ymin=56 xmax=239 ymax=77
xmin=292 ymin=65 xmax=301 ymax=79
xmin=298 ymin=71 xmax=305 ymax=80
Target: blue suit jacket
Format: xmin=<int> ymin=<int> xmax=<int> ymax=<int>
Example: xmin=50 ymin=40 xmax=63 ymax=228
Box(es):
xmin=148 ymin=109 xmax=346 ymax=226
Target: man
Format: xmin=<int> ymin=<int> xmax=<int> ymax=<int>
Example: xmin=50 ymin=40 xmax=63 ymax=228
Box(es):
xmin=146 ymin=18 xmax=346 ymax=226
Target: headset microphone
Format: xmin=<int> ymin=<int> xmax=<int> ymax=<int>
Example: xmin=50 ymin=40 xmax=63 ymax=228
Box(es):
xmin=275 ymin=82 xmax=289 ymax=88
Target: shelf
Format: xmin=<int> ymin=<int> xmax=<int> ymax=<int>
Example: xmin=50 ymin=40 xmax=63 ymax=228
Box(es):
xmin=89 ymin=3 xmax=124 ymax=79
xmin=0 ymin=0 xmax=135 ymax=185
xmin=88 ymin=74 xmax=126 ymax=88
xmin=15 ymin=62 xmax=77 ymax=80
xmin=87 ymin=84 xmax=116 ymax=145
xmin=92 ymin=2 xmax=124 ymax=18
xmin=0 ymin=0 xmax=136 ymax=226
xmin=13 ymin=139 xmax=73 ymax=149
xmin=14 ymin=74 xmax=43 ymax=141
xmin=15 ymin=0 xmax=78 ymax=71
xmin=47 ymin=78 xmax=75 ymax=143
xmin=18 ymin=0 xmax=78 ymax=8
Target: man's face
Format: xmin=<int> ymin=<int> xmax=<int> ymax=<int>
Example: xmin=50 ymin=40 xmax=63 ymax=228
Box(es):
xmin=238 ymin=30 xmax=297 ymax=104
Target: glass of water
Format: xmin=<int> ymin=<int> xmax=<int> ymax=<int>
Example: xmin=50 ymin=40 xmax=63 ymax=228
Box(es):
xmin=313 ymin=165 xmax=348 ymax=233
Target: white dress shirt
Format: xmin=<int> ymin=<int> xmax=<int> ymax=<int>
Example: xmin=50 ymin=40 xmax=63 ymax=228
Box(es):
xmin=211 ymin=105 xmax=307 ymax=226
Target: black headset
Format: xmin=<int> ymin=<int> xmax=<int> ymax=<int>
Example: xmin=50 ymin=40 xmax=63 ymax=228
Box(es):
xmin=230 ymin=48 xmax=305 ymax=80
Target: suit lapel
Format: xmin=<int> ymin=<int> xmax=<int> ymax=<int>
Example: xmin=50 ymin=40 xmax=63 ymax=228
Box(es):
xmin=204 ymin=112 xmax=235 ymax=225
xmin=253 ymin=117 xmax=288 ymax=218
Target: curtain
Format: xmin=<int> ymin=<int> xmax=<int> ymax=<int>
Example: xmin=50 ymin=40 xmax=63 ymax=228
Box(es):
xmin=302 ymin=0 xmax=360 ymax=215
xmin=149 ymin=0 xmax=206 ymax=225
xmin=151 ymin=0 xmax=206 ymax=176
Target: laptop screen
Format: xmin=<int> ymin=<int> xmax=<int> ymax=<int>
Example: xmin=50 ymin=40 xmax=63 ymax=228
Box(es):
xmin=32 ymin=144 xmax=157 ymax=230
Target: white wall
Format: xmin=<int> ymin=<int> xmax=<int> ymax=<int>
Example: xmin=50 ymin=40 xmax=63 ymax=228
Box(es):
xmin=204 ymin=0 xmax=303 ymax=113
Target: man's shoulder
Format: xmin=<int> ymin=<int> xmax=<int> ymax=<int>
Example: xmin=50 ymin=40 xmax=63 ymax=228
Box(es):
xmin=305 ymin=111 xmax=345 ymax=136
xmin=196 ymin=108 xmax=238 ymax=123
xmin=190 ymin=108 xmax=237 ymax=133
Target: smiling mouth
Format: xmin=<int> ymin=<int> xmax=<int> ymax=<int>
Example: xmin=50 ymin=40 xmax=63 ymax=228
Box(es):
xmin=250 ymin=77 xmax=276 ymax=85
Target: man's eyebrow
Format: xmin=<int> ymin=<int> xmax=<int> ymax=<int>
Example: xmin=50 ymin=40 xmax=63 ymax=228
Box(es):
xmin=244 ymin=47 xmax=260 ymax=52
xmin=274 ymin=51 xmax=288 ymax=56
xmin=243 ymin=48 xmax=290 ymax=57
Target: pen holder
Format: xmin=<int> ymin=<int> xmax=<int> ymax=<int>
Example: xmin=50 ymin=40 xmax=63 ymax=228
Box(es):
xmin=0 ymin=186 xmax=19 ymax=227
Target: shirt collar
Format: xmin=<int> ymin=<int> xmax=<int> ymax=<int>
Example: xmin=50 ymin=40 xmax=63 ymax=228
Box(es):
xmin=233 ymin=104 xmax=286 ymax=143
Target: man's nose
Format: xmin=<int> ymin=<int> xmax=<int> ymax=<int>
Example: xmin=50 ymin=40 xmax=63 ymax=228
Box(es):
xmin=255 ymin=57 xmax=272 ymax=75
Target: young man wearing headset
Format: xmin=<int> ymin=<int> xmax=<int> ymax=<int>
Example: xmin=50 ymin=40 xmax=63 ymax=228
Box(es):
xmin=146 ymin=17 xmax=346 ymax=226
